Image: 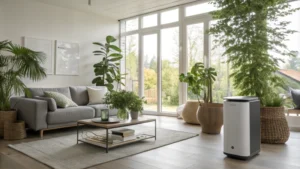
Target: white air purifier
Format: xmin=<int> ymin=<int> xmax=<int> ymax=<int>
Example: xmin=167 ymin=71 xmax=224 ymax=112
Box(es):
xmin=223 ymin=96 xmax=260 ymax=160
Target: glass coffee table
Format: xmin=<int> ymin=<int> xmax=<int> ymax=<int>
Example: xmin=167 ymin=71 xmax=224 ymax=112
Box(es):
xmin=77 ymin=117 xmax=156 ymax=153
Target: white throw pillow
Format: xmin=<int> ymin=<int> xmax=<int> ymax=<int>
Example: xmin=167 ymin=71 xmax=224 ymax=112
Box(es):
xmin=87 ymin=87 xmax=108 ymax=105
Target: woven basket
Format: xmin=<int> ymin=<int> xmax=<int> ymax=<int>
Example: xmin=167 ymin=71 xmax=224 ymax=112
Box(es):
xmin=261 ymin=107 xmax=289 ymax=144
xmin=0 ymin=110 xmax=17 ymax=137
xmin=4 ymin=121 xmax=26 ymax=140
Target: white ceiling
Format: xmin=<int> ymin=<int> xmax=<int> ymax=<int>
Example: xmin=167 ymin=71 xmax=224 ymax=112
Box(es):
xmin=34 ymin=0 xmax=202 ymax=20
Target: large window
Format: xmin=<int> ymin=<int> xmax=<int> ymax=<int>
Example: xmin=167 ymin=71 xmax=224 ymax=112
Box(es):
xmin=120 ymin=1 xmax=300 ymax=115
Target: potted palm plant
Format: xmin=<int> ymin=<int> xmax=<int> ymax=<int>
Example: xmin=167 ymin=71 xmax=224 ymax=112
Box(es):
xmin=180 ymin=62 xmax=223 ymax=134
xmin=0 ymin=40 xmax=46 ymax=136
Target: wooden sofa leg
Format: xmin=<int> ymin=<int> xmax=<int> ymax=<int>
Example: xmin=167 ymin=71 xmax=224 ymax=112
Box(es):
xmin=40 ymin=130 xmax=44 ymax=139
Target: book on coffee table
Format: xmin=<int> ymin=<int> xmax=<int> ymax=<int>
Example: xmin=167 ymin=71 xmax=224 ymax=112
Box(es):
xmin=111 ymin=128 xmax=135 ymax=137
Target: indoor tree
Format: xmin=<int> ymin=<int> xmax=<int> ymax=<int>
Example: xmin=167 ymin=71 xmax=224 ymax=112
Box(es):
xmin=0 ymin=40 xmax=46 ymax=111
xmin=209 ymin=0 xmax=299 ymax=105
xmin=92 ymin=36 xmax=125 ymax=91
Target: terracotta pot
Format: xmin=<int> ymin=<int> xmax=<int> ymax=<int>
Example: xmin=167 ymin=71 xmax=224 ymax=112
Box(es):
xmin=0 ymin=110 xmax=17 ymax=137
xmin=261 ymin=107 xmax=289 ymax=144
xmin=130 ymin=111 xmax=139 ymax=120
xmin=197 ymin=103 xmax=223 ymax=134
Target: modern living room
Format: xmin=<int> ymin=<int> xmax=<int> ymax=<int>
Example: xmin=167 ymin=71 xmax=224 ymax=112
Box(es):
xmin=1 ymin=0 xmax=300 ymax=169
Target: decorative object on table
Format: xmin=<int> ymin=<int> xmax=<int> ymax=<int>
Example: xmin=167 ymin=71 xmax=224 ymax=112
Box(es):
xmin=0 ymin=111 xmax=17 ymax=137
xmin=261 ymin=94 xmax=289 ymax=144
xmin=91 ymin=118 xmax=120 ymax=124
xmin=4 ymin=121 xmax=26 ymax=140
xmin=208 ymin=0 xmax=299 ymax=106
xmin=23 ymin=37 xmax=54 ymax=74
xmin=105 ymin=90 xmax=145 ymax=120
xmin=92 ymin=35 xmax=125 ymax=91
xmin=86 ymin=87 xmax=107 ymax=105
xmin=101 ymin=109 xmax=109 ymax=121
xmin=0 ymin=40 xmax=46 ymax=136
xmin=128 ymin=95 xmax=146 ymax=120
xmin=181 ymin=101 xmax=200 ymax=125
xmin=44 ymin=91 xmax=78 ymax=108
xmin=55 ymin=40 xmax=80 ymax=75
xmin=180 ymin=62 xmax=223 ymax=134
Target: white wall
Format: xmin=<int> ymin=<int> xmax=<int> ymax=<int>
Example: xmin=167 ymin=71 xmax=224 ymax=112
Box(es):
xmin=0 ymin=0 xmax=118 ymax=87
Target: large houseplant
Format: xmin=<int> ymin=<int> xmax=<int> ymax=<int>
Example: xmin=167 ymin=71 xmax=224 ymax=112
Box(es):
xmin=208 ymin=0 xmax=298 ymax=140
xmin=180 ymin=62 xmax=223 ymax=134
xmin=0 ymin=40 xmax=46 ymax=135
xmin=92 ymin=36 xmax=125 ymax=92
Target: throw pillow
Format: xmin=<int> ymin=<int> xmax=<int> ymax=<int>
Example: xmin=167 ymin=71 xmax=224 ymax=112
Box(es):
xmin=34 ymin=96 xmax=57 ymax=111
xmin=44 ymin=91 xmax=78 ymax=108
xmin=87 ymin=87 xmax=107 ymax=105
xmin=290 ymin=88 xmax=300 ymax=109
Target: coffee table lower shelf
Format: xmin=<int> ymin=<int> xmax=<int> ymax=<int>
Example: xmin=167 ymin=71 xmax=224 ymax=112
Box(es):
xmin=78 ymin=134 xmax=155 ymax=149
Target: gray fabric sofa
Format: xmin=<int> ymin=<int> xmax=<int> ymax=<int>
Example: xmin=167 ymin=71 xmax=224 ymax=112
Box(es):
xmin=10 ymin=86 xmax=116 ymax=137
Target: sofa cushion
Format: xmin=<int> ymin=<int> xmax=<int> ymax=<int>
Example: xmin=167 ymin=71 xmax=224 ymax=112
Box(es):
xmin=26 ymin=87 xmax=72 ymax=99
xmin=47 ymin=106 xmax=95 ymax=124
xmin=87 ymin=87 xmax=108 ymax=105
xmin=87 ymin=104 xmax=117 ymax=117
xmin=34 ymin=96 xmax=57 ymax=111
xmin=69 ymin=86 xmax=89 ymax=105
xmin=290 ymin=88 xmax=300 ymax=109
xmin=44 ymin=91 xmax=78 ymax=108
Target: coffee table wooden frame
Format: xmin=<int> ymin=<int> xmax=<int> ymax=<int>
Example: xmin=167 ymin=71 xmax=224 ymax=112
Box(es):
xmin=77 ymin=118 xmax=156 ymax=153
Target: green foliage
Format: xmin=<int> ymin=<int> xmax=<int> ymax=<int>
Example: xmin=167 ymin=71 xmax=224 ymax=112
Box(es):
xmin=209 ymin=0 xmax=299 ymax=106
xmin=92 ymin=35 xmax=125 ymax=92
xmin=264 ymin=93 xmax=285 ymax=107
xmin=0 ymin=40 xmax=46 ymax=111
xmin=179 ymin=62 xmax=217 ymax=103
xmin=105 ymin=90 xmax=145 ymax=119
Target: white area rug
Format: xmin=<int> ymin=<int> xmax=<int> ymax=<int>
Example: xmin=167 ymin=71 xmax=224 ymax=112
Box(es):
xmin=9 ymin=127 xmax=198 ymax=169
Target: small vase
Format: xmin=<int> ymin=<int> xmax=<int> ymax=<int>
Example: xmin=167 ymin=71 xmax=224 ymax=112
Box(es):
xmin=117 ymin=108 xmax=129 ymax=120
xmin=130 ymin=111 xmax=139 ymax=120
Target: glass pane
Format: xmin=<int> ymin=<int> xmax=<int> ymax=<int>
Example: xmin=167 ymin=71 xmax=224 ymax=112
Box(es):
xmin=125 ymin=18 xmax=138 ymax=32
xmin=143 ymin=34 xmax=158 ymax=111
xmin=210 ymin=21 xmax=228 ymax=103
xmin=186 ymin=23 xmax=204 ymax=100
xmin=185 ymin=2 xmax=217 ymax=17
xmin=161 ymin=27 xmax=179 ymax=113
xmin=270 ymin=1 xmax=300 ymax=107
xmin=125 ymin=34 xmax=139 ymax=94
xmin=161 ymin=9 xmax=179 ymax=24
xmin=142 ymin=14 xmax=157 ymax=28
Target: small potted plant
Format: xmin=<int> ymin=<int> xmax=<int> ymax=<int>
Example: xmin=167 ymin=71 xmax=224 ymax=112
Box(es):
xmin=261 ymin=93 xmax=289 ymax=144
xmin=180 ymin=62 xmax=223 ymax=134
xmin=128 ymin=95 xmax=146 ymax=119
xmin=105 ymin=90 xmax=145 ymax=120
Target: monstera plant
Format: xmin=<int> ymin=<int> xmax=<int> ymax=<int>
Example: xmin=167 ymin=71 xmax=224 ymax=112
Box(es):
xmin=92 ymin=36 xmax=125 ymax=91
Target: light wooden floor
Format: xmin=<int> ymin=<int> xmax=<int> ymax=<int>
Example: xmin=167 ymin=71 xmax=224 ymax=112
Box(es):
xmin=1 ymin=115 xmax=300 ymax=169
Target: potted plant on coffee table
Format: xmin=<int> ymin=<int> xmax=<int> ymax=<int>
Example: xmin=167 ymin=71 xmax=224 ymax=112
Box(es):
xmin=180 ymin=62 xmax=223 ymax=134
xmin=0 ymin=40 xmax=46 ymax=136
xmin=128 ymin=94 xmax=146 ymax=120
xmin=105 ymin=90 xmax=145 ymax=120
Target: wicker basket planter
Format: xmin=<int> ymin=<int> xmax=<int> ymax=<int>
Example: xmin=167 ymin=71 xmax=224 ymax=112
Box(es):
xmin=4 ymin=121 xmax=26 ymax=140
xmin=197 ymin=103 xmax=223 ymax=134
xmin=0 ymin=110 xmax=17 ymax=137
xmin=261 ymin=107 xmax=289 ymax=144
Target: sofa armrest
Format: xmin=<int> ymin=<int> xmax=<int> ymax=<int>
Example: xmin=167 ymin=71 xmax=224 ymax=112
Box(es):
xmin=10 ymin=97 xmax=48 ymax=131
